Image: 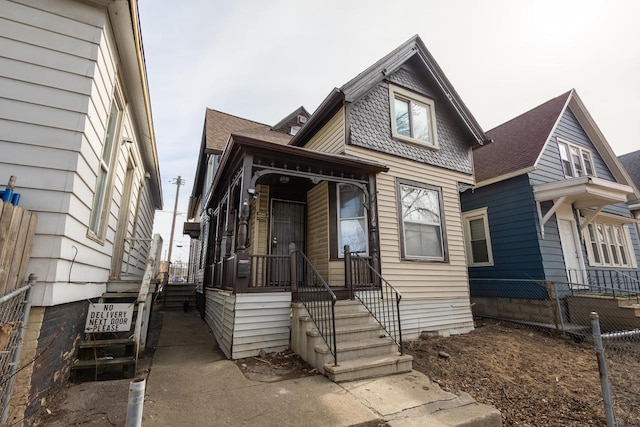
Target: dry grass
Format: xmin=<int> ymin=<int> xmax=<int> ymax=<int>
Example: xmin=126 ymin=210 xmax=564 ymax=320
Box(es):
xmin=406 ymin=320 xmax=640 ymax=426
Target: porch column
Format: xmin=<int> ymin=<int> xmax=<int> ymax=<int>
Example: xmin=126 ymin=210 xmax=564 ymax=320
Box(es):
xmin=237 ymin=155 xmax=253 ymax=253
xmin=225 ymin=190 xmax=234 ymax=257
xmin=368 ymin=175 xmax=381 ymax=275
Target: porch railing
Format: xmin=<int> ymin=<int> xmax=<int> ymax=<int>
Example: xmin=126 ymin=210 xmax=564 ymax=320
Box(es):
xmin=567 ymin=269 xmax=640 ymax=301
xmin=344 ymin=246 xmax=403 ymax=354
xmin=291 ymin=245 xmax=337 ymax=366
xmin=248 ymin=254 xmax=290 ymax=288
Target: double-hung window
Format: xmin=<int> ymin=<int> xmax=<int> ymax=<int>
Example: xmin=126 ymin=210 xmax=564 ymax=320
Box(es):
xmin=397 ymin=180 xmax=446 ymax=261
xmin=389 ymin=85 xmax=438 ymax=148
xmin=89 ymin=94 xmax=123 ymax=237
xmin=337 ymin=184 xmax=368 ymax=257
xmin=462 ymin=208 xmax=494 ymax=266
xmin=557 ymin=139 xmax=595 ymax=178
xmin=586 ymin=222 xmax=634 ymax=267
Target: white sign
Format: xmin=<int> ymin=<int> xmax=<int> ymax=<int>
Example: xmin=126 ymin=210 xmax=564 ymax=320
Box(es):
xmin=85 ymin=303 xmax=134 ymax=333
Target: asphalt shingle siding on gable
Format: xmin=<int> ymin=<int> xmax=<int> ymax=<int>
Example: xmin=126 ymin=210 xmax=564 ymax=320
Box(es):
xmin=348 ymin=67 xmax=473 ymax=175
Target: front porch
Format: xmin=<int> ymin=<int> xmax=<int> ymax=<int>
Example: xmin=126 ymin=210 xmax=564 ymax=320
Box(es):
xmin=200 ymin=135 xmax=409 ymax=379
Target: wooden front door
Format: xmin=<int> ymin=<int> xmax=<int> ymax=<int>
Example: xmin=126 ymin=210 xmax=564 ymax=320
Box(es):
xmin=270 ymin=200 xmax=305 ymax=285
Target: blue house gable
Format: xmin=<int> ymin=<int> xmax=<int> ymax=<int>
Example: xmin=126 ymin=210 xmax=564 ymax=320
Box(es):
xmin=462 ymin=90 xmax=640 ymax=304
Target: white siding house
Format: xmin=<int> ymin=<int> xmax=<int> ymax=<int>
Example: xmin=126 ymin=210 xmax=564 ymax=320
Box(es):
xmin=0 ymin=0 xmax=162 ymax=424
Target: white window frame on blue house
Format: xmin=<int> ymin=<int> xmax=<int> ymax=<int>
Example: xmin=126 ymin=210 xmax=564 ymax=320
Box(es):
xmin=584 ymin=221 xmax=637 ymax=268
xmin=462 ymin=207 xmax=494 ymax=267
xmin=557 ymin=138 xmax=595 ymax=179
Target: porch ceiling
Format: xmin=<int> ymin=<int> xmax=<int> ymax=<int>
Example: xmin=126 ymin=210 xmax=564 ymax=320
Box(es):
xmin=533 ymin=176 xmax=633 ymax=209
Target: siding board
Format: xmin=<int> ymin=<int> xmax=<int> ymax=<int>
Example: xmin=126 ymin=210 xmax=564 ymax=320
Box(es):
xmin=304 ymin=107 xmax=345 ymax=154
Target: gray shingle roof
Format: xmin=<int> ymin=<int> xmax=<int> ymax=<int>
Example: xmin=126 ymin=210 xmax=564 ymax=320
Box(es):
xmin=618 ymin=149 xmax=640 ymax=193
xmin=473 ymin=91 xmax=572 ymax=184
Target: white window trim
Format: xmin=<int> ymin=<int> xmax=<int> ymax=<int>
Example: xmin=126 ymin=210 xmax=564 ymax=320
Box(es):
xmin=389 ymin=84 xmax=439 ymax=148
xmin=88 ymin=84 xmax=125 ymax=242
xmin=337 ymin=183 xmax=369 ymax=258
xmin=557 ymin=138 xmax=596 ymax=179
xmin=584 ymin=221 xmax=637 ymax=268
xmin=462 ymin=207 xmax=494 ymax=267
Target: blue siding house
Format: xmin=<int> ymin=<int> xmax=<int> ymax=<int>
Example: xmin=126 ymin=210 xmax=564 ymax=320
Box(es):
xmin=619 ymin=149 xmax=640 ymax=232
xmin=461 ymin=90 xmax=640 ymax=316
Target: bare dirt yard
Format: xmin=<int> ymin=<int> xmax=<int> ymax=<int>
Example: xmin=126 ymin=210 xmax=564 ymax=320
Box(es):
xmin=406 ymin=319 xmax=640 ymax=427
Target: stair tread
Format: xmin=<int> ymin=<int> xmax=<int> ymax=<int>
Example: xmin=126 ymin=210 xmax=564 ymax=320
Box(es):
xmin=324 ymin=354 xmax=413 ymax=373
xmin=307 ymin=323 xmax=382 ymax=337
xmin=72 ymin=356 xmax=136 ymax=369
xmin=101 ymin=292 xmax=139 ymax=298
xmin=302 ymin=312 xmax=371 ymax=322
xmin=79 ymin=338 xmax=135 ymax=348
xmin=315 ymin=337 xmax=395 ymax=354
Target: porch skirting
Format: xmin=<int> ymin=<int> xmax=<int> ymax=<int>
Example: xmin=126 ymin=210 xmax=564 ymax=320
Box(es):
xmin=204 ymin=289 xmax=291 ymax=359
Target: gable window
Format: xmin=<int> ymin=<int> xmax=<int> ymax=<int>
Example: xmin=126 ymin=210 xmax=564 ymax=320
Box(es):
xmin=89 ymin=93 xmax=123 ymax=237
xmin=389 ymin=85 xmax=438 ymax=148
xmin=585 ymin=222 xmax=635 ymax=268
xmin=557 ymin=139 xmax=595 ymax=178
xmin=397 ymin=180 xmax=446 ymax=261
xmin=462 ymin=208 xmax=494 ymax=266
xmin=337 ymin=184 xmax=368 ymax=257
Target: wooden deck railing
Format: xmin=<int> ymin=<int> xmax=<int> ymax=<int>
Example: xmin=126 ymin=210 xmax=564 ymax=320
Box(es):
xmin=0 ymin=200 xmax=37 ymax=297
xmin=248 ymin=254 xmax=290 ymax=289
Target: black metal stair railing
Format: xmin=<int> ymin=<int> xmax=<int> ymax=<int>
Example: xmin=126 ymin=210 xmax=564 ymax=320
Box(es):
xmin=291 ymin=248 xmax=338 ymax=366
xmin=567 ymin=268 xmax=640 ymax=302
xmin=345 ymin=247 xmax=403 ymax=354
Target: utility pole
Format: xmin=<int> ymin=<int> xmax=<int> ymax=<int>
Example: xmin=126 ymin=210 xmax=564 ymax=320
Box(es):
xmin=167 ymin=176 xmax=185 ymax=271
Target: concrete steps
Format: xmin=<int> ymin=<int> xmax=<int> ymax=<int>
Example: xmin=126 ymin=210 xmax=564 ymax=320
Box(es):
xmin=159 ymin=283 xmax=196 ymax=311
xmin=292 ymin=300 xmax=412 ymax=382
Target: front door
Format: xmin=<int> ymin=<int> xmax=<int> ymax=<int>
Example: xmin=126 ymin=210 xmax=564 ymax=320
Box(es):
xmin=557 ymin=216 xmax=586 ymax=286
xmin=270 ymin=200 xmax=305 ymax=285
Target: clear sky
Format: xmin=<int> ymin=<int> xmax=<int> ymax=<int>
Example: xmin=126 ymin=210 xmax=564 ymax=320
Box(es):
xmin=138 ymin=0 xmax=640 ymax=262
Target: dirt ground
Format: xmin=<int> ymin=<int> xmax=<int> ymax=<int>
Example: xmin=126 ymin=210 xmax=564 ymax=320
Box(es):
xmin=32 ymin=310 xmax=164 ymax=426
xmin=37 ymin=314 xmax=639 ymax=426
xmin=406 ymin=319 xmax=640 ymax=427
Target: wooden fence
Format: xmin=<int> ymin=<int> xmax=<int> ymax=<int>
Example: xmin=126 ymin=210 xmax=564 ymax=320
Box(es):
xmin=0 ymin=201 xmax=37 ymax=297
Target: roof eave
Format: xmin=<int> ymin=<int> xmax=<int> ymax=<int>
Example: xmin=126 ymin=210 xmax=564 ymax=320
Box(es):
xmin=568 ymin=93 xmax=640 ymax=201
xmin=340 ymin=35 xmax=490 ymax=148
xmin=289 ymin=89 xmax=344 ymax=147
xmin=109 ymin=0 xmax=163 ymax=208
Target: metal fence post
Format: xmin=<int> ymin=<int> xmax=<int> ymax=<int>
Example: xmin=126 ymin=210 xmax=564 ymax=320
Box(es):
xmin=0 ymin=273 xmax=36 ymax=426
xmin=590 ymin=312 xmax=616 ymax=427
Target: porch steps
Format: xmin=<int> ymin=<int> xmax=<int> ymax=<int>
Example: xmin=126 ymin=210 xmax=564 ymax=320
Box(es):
xmin=292 ymin=300 xmax=413 ymax=382
xmin=71 ymin=292 xmax=140 ymax=381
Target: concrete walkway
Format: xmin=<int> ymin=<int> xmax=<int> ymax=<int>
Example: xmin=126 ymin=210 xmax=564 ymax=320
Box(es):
xmin=143 ymin=312 xmax=501 ymax=427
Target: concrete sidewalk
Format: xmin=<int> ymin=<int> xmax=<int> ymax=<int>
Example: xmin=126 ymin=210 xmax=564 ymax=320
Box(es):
xmin=143 ymin=312 xmax=501 ymax=427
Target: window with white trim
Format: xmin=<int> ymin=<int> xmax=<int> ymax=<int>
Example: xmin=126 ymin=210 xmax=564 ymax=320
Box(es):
xmin=337 ymin=184 xmax=368 ymax=257
xmin=462 ymin=208 xmax=494 ymax=266
xmin=585 ymin=222 xmax=635 ymax=267
xmin=397 ymin=180 xmax=446 ymax=261
xmin=89 ymin=93 xmax=123 ymax=236
xmin=389 ymin=85 xmax=438 ymax=148
xmin=557 ymin=139 xmax=595 ymax=178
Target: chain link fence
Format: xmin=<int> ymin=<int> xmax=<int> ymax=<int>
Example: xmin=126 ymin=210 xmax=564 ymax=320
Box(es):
xmin=470 ymin=277 xmax=640 ymax=426
xmin=0 ymin=282 xmax=32 ymax=425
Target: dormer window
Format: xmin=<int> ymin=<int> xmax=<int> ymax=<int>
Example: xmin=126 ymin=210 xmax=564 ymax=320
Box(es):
xmin=558 ymin=139 xmax=595 ymax=178
xmin=389 ymin=85 xmax=438 ymax=148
